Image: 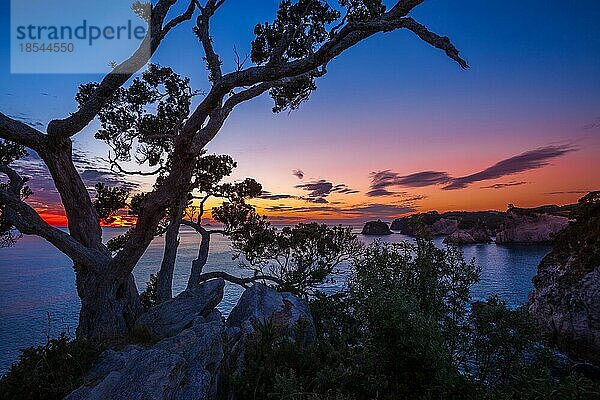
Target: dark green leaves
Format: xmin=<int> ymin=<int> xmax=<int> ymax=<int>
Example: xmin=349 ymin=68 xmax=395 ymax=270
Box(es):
xmin=93 ymin=183 xmax=129 ymax=224
xmin=192 ymin=154 xmax=237 ymax=194
xmin=76 ymin=64 xmax=193 ymax=168
xmin=339 ymin=0 xmax=386 ymax=22
xmin=226 ymin=221 xmax=361 ymax=296
xmin=0 ymin=139 xmax=27 ymax=166
xmin=270 ymin=75 xmax=317 ymax=113
xmin=251 ymin=0 xmax=340 ymax=65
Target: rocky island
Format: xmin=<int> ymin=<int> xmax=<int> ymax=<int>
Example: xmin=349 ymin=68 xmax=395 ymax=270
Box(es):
xmin=389 ymin=205 xmax=575 ymax=245
xmin=361 ymin=219 xmax=392 ymax=235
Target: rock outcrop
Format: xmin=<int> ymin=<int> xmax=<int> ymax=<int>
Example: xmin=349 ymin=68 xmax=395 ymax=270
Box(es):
xmin=66 ymin=281 xmax=317 ymax=400
xmin=226 ymin=283 xmax=316 ymax=372
xmin=66 ymin=310 xmax=225 ymax=400
xmin=529 ymin=253 xmax=600 ymax=364
xmin=361 ymin=220 xmax=392 ymax=235
xmin=444 ymin=226 xmax=490 ymax=244
xmin=528 ymin=192 xmax=600 ymax=365
xmin=226 ymin=283 xmax=316 ymax=342
xmin=431 ymin=218 xmax=459 ymax=236
xmin=391 ymin=211 xmax=505 ymax=237
xmin=135 ymin=278 xmax=224 ymax=341
xmin=496 ymin=211 xmax=568 ymax=244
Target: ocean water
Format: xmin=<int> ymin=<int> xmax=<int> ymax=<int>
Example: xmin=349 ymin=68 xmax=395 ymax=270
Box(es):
xmin=0 ymin=227 xmax=551 ymax=374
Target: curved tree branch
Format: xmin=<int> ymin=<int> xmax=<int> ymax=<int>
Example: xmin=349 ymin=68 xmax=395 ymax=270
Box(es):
xmin=194 ymin=271 xmax=284 ymax=288
xmin=0 ymin=166 xmax=105 ymax=268
xmin=181 ymin=1 xmax=466 ymax=141
xmin=0 ymin=113 xmax=45 ymax=152
xmin=195 ymin=0 xmax=224 ymax=82
xmin=47 ymin=0 xmax=196 ymax=137
xmin=399 ymin=17 xmax=469 ymax=69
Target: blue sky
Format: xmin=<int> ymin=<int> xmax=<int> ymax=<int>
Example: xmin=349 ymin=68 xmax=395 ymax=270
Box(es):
xmin=1 ymin=0 xmax=599 ymax=221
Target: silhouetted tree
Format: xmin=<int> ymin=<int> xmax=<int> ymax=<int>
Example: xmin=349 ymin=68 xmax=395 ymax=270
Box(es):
xmin=0 ymin=0 xmax=467 ymax=340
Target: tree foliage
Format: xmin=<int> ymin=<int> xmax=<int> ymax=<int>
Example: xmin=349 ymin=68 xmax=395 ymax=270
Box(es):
xmin=93 ymin=183 xmax=129 ymax=224
xmin=0 ymin=0 xmax=469 ymax=340
xmin=76 ymin=64 xmax=194 ymax=168
xmin=552 ymin=191 xmax=600 ymax=281
xmin=223 ymin=220 xmax=362 ymax=296
xmin=0 ymin=139 xmax=32 ymax=247
xmin=0 ymin=334 xmax=104 ymax=400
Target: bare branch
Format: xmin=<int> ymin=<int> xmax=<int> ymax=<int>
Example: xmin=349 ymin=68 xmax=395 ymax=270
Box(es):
xmin=233 ymin=46 xmax=249 ymax=72
xmin=400 ymin=17 xmax=469 ymax=69
xmin=162 ymin=0 xmax=197 ymax=34
xmin=0 ymin=112 xmax=45 ymax=152
xmin=181 ymin=218 xmax=225 ymax=235
xmin=106 ymin=153 xmax=165 ymax=176
xmin=194 ymin=271 xmax=284 ymax=288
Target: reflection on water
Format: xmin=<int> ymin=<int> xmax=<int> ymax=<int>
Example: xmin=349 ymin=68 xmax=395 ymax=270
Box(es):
xmin=0 ymin=227 xmax=551 ymax=374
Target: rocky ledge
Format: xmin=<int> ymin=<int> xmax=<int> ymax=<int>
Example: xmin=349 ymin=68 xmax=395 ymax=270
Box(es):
xmin=66 ymin=280 xmax=316 ymax=400
xmin=361 ymin=220 xmax=392 ymax=235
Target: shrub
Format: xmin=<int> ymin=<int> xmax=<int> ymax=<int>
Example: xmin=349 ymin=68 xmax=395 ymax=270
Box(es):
xmin=0 ymin=334 xmax=104 ymax=400
xmin=235 ymin=238 xmax=600 ymax=400
xmin=139 ymin=273 xmax=158 ymax=311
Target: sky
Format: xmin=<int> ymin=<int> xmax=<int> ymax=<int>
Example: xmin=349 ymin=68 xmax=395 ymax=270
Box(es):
xmin=1 ymin=0 xmax=599 ymax=226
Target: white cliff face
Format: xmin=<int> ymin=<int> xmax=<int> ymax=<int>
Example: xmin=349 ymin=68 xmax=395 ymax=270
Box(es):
xmin=528 ymin=253 xmax=600 ymax=364
xmin=496 ymin=212 xmax=569 ymax=244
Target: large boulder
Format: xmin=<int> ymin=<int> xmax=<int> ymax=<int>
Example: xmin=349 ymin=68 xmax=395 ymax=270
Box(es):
xmin=361 ymin=220 xmax=392 ymax=235
xmin=496 ymin=211 xmax=568 ymax=244
xmin=224 ymin=283 xmax=316 ymax=378
xmin=226 ymin=283 xmax=316 ymax=343
xmin=65 ymin=310 xmax=225 ymax=400
xmin=135 ymin=278 xmax=224 ymax=341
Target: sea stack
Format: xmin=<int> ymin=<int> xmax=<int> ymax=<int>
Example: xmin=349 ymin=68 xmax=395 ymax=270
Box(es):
xmin=361 ymin=220 xmax=392 ymax=235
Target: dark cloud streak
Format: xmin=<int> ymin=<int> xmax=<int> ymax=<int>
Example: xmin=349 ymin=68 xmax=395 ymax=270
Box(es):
xmin=443 ymin=145 xmax=576 ymax=190
xmin=369 ymin=144 xmax=576 ymax=194
xmin=481 ymin=181 xmax=528 ymax=189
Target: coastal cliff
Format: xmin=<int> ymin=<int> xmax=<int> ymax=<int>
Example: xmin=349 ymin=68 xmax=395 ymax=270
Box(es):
xmin=444 ymin=225 xmax=491 ymax=244
xmin=65 ymin=282 xmax=315 ymax=400
xmin=496 ymin=209 xmax=569 ymax=244
xmin=528 ymin=192 xmax=600 ymax=364
xmin=390 ymin=211 xmax=502 ymax=240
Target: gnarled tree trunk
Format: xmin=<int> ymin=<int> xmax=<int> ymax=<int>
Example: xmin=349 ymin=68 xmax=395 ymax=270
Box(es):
xmin=75 ymin=265 xmax=143 ymax=340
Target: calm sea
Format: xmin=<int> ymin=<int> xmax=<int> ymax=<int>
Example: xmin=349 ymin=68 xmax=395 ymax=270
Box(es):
xmin=0 ymin=227 xmax=551 ymax=374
